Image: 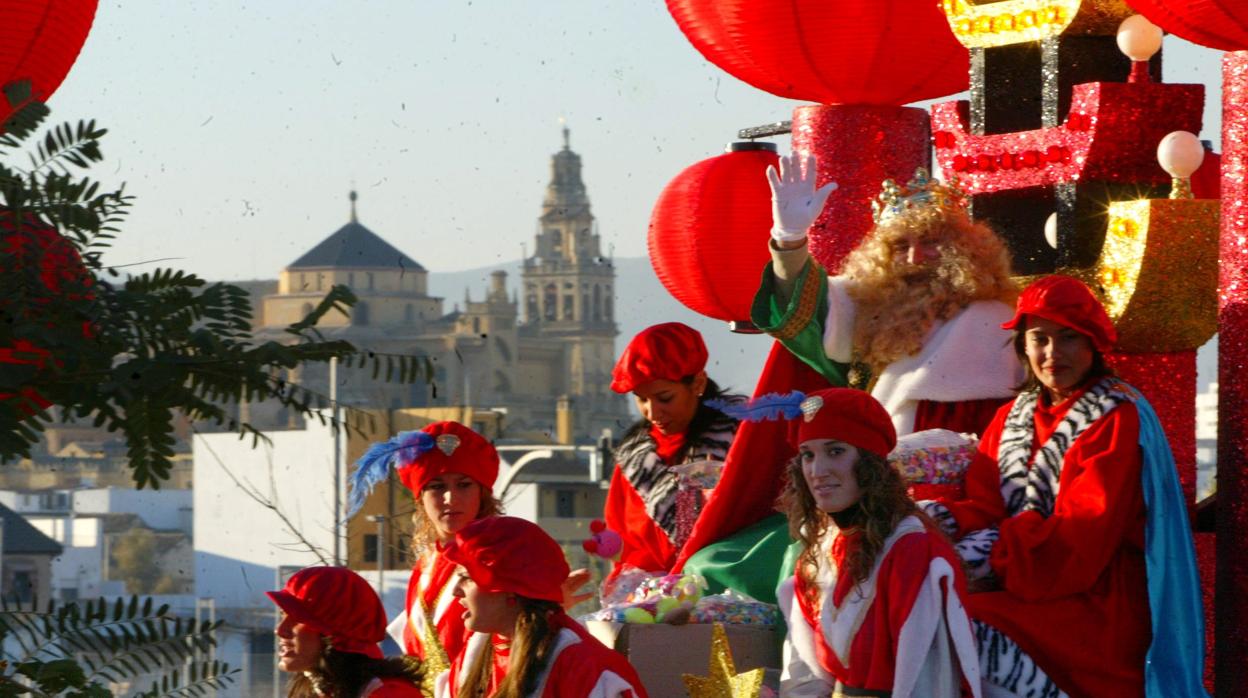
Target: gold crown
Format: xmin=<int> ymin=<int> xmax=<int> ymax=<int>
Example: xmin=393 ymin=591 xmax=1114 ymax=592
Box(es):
xmin=871 ymin=168 xmax=968 ymax=223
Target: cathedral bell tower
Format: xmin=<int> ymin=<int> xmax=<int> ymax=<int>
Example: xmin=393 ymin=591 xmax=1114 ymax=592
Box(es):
xmin=521 ymin=128 xmax=620 ymax=436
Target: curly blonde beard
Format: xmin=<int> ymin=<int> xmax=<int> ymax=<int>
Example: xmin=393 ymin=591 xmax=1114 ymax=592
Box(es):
xmin=840 ymin=208 xmax=1016 ymax=375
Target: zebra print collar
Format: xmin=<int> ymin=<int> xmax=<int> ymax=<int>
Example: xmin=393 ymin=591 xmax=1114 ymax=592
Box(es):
xmin=996 ymin=376 xmax=1135 ymax=517
xmin=616 ymin=411 xmax=738 ymax=544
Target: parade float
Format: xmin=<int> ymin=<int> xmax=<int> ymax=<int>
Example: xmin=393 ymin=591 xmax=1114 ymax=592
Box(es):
xmin=610 ymin=0 xmax=1242 ymax=694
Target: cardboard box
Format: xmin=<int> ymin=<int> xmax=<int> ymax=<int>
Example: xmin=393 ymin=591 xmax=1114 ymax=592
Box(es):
xmin=586 ymin=621 xmax=781 ymax=697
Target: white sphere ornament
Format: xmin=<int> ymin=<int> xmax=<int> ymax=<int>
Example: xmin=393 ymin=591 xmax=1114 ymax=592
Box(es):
xmin=1117 ymin=14 xmax=1163 ymax=62
xmin=1044 ymin=213 xmax=1058 ymax=249
xmin=1157 ymin=131 xmax=1205 ymax=179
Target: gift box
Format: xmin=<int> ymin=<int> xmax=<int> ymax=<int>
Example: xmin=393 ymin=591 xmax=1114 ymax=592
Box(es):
xmin=585 ymin=621 xmax=781 ymax=698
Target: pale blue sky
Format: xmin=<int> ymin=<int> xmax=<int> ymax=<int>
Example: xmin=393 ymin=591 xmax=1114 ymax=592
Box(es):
xmin=45 ymin=1 xmax=1223 ymax=281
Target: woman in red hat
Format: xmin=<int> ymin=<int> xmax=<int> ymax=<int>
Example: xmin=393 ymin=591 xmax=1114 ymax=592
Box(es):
xmin=770 ymin=388 xmax=979 ymax=698
xmin=927 ymin=275 xmax=1205 ymax=697
xmin=267 ymin=566 xmax=424 ymax=697
xmin=346 ymin=422 xmax=505 ymax=688
xmin=439 ymin=516 xmax=648 ymax=698
xmin=602 ymin=322 xmax=741 ymax=578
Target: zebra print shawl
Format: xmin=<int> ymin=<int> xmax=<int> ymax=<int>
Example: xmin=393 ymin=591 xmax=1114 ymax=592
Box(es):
xmin=616 ymin=410 xmax=738 ymax=543
xmin=997 ymin=376 xmax=1137 ymax=517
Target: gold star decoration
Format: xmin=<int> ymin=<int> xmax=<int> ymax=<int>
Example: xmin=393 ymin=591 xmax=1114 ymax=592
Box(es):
xmin=416 ymin=607 xmax=450 ymax=698
xmin=681 ymin=622 xmax=766 ymax=698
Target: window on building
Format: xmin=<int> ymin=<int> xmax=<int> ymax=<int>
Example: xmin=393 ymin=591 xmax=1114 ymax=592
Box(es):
xmin=404 ymin=304 xmax=416 ymax=324
xmin=367 ymin=272 xmax=375 ymax=290
xmin=473 ymin=317 xmax=481 ymax=334
xmin=563 ymin=295 xmax=574 ymax=320
xmin=544 ymin=284 xmax=557 ymax=320
xmin=12 ymin=571 xmax=33 ymax=602
xmin=555 ymin=490 xmax=576 ymax=518
xmin=363 ymin=534 xmax=379 ymax=563
xmin=353 ymin=302 xmax=370 ymax=326
xmin=349 ymin=272 xmax=355 ymax=287
xmin=593 ymin=285 xmax=602 ymax=321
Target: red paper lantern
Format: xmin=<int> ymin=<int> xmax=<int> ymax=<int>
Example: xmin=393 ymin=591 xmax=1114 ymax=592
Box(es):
xmin=0 ymin=0 xmax=99 ymax=122
xmin=666 ymin=0 xmax=968 ymax=106
xmin=1126 ymin=0 xmax=1248 ymax=51
xmin=648 ymin=143 xmax=778 ymax=325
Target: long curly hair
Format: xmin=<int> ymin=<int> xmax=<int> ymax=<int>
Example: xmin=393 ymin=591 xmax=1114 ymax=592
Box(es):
xmin=839 ymin=206 xmax=1016 ymax=376
xmin=286 ymin=646 xmax=423 ymax=697
xmin=409 ymin=486 xmax=503 ymax=558
xmin=457 ymin=598 xmax=564 ymax=698
xmin=779 ymin=448 xmax=917 ymax=608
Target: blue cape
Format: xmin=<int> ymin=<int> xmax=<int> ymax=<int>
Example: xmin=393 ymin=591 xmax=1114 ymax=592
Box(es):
xmin=1135 ymin=395 xmax=1209 ymax=697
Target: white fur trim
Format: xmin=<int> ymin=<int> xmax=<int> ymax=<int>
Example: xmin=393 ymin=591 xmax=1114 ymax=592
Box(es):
xmin=892 ymin=556 xmax=982 ymax=698
xmin=434 ymin=669 xmax=451 ymax=698
xmin=456 ymin=632 xmax=491 ymax=693
xmin=778 ymin=576 xmax=837 ymax=695
xmin=871 ymin=300 xmax=1019 ymax=435
xmin=820 ymin=280 xmax=1020 ymax=436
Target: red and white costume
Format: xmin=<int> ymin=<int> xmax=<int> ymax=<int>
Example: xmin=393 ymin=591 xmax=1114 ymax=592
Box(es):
xmin=438 ymin=614 xmax=646 ymax=698
xmin=778 ymin=515 xmax=981 ymax=698
xmin=362 ymin=677 xmax=426 ymax=697
xmin=387 ymin=548 xmax=469 ymax=672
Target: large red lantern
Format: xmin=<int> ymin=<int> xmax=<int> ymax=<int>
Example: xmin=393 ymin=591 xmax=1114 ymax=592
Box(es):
xmin=666 ymin=0 xmax=968 ymax=106
xmin=0 ymin=0 xmax=99 ymax=122
xmin=648 ymin=143 xmax=778 ymax=326
xmin=1126 ymin=0 xmax=1248 ymax=51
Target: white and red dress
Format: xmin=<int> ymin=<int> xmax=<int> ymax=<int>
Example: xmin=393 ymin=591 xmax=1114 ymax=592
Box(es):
xmin=777 ymin=515 xmax=981 ymax=698
xmin=388 ymin=548 xmax=469 ymax=678
xmin=437 ymin=613 xmax=647 ymax=698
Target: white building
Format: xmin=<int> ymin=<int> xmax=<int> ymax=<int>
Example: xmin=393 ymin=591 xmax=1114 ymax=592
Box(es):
xmin=1196 ymin=382 xmax=1217 ymax=500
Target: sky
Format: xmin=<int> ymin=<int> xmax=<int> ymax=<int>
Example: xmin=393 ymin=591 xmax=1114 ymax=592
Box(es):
xmin=44 ymin=1 xmax=1225 ymax=283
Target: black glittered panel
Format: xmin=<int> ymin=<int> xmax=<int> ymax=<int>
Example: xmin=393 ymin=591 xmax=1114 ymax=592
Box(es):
xmin=971 ymin=43 xmax=1044 ymax=136
xmin=969 ymin=187 xmax=1056 ymax=275
xmin=1044 ymin=35 xmax=1163 ymax=127
xmin=1053 ymin=180 xmax=1170 ymax=270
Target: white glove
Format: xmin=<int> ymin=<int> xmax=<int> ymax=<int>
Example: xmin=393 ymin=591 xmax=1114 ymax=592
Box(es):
xmin=766 ymin=153 xmax=838 ymax=244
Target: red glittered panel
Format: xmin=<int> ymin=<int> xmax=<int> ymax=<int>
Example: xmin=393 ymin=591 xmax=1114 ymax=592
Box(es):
xmin=647 ymin=148 xmax=778 ymax=323
xmin=1216 ymin=50 xmax=1248 ymax=689
xmin=792 ymin=104 xmax=931 ymax=273
xmin=1107 ymin=350 xmax=1197 ymax=507
xmin=665 ymin=0 xmax=968 ymax=106
xmin=1127 ymin=0 xmax=1248 ymax=52
xmin=0 ymin=0 xmax=99 ymax=119
xmin=931 ymin=82 xmax=1204 ymax=194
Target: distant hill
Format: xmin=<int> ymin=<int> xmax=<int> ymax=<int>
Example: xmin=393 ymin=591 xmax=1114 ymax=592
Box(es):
xmin=429 ymin=257 xmax=773 ymax=396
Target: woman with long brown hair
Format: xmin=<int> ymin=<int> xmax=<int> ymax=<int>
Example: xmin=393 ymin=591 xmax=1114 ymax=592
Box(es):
xmin=268 ymin=566 xmax=423 ymax=697
xmin=774 ymin=388 xmax=980 ymax=697
xmin=439 ymin=516 xmax=648 ymax=698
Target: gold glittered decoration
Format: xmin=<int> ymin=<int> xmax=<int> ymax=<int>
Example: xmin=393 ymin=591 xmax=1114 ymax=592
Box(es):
xmin=943 ymin=0 xmax=1135 ymax=47
xmin=1091 ymin=198 xmax=1220 ymax=352
xmin=681 ymin=623 xmax=766 ymax=698
xmin=413 ymin=604 xmax=450 ymax=697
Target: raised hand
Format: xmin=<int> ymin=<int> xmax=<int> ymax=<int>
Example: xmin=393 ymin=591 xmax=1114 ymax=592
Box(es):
xmin=766 ymin=153 xmax=838 ymax=245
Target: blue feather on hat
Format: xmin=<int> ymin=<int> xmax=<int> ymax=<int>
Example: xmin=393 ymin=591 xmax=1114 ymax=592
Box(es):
xmin=705 ymin=391 xmax=807 ymax=423
xmin=346 ymin=430 xmax=436 ymax=519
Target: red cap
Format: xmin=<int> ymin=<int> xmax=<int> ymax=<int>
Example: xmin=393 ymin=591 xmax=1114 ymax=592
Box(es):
xmin=792 ymin=388 xmax=897 ymax=458
xmin=611 ymin=322 xmax=708 ymax=393
xmin=442 ymin=516 xmax=569 ymax=603
xmin=1002 ymin=275 xmax=1116 ymax=352
xmin=396 ymin=421 xmax=499 ymax=493
xmin=266 ymin=567 xmax=386 ymax=659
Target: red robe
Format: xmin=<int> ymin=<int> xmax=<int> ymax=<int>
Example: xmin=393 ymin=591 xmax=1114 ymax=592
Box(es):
xmin=940 ymin=389 xmax=1150 ymax=697
xmin=778 ymin=516 xmax=980 ymax=697
xmin=439 ymin=613 xmax=648 ymax=698
xmin=392 ymin=549 xmax=469 ymax=671
xmin=603 ymin=427 xmax=687 ymax=577
xmin=363 ymin=676 xmax=426 ymax=697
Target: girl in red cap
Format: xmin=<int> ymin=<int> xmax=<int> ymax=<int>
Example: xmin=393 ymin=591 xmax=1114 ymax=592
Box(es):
xmin=346 ymin=422 xmax=505 ymax=691
xmin=439 ymin=516 xmax=648 ymax=698
xmin=925 ymin=275 xmax=1205 ymax=697
xmin=745 ymin=388 xmax=981 ymax=698
xmin=267 ymin=566 xmax=423 ymax=697
xmin=602 ymin=322 xmax=742 ymax=578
